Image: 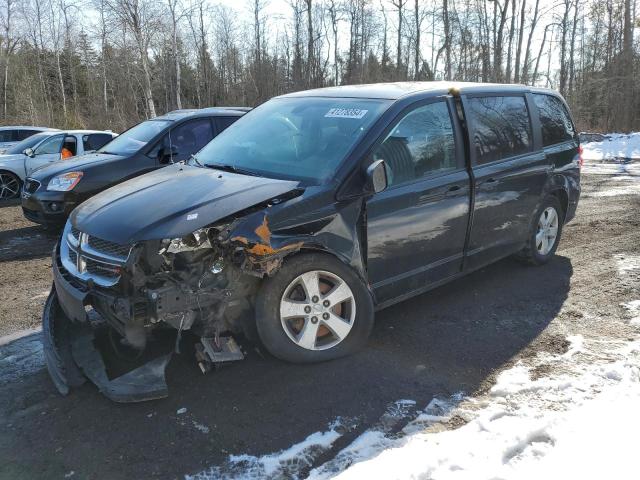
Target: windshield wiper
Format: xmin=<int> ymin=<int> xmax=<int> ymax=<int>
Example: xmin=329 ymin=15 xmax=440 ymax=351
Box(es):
xmin=99 ymin=151 xmax=118 ymax=156
xmin=205 ymin=163 xmax=259 ymax=176
xmin=188 ymin=154 xmax=203 ymax=167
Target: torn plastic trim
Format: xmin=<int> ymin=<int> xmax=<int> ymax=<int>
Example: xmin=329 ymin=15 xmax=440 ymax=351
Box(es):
xmin=42 ymin=287 xmax=86 ymax=395
xmin=43 ymin=287 xmax=172 ymax=403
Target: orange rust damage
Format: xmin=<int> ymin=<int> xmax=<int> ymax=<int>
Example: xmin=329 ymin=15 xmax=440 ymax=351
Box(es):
xmin=230 ymin=215 xmax=302 ymax=257
xmin=254 ymin=216 xmax=272 ymax=244
xmin=245 ymin=242 xmax=303 ymax=256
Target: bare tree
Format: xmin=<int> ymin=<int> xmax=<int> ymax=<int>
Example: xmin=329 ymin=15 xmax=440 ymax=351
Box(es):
xmin=105 ymin=0 xmax=158 ymax=117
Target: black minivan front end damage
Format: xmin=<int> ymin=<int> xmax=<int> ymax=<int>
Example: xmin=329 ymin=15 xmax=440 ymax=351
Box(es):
xmin=43 ymin=163 xmax=367 ymax=402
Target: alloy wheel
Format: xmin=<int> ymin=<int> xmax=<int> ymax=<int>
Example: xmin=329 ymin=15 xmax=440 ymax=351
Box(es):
xmin=0 ymin=173 xmax=20 ymax=199
xmin=536 ymin=206 xmax=559 ymax=255
xmin=279 ymin=270 xmax=356 ymax=351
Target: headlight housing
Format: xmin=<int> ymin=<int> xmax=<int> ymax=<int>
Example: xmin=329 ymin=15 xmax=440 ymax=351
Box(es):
xmin=47 ymin=172 xmax=83 ymax=191
xmin=161 ymin=228 xmax=212 ymax=253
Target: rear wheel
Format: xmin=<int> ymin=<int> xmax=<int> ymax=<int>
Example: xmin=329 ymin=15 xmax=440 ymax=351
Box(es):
xmin=0 ymin=171 xmax=21 ymax=200
xmin=255 ymin=253 xmax=374 ymax=363
xmin=517 ymin=195 xmax=564 ymax=265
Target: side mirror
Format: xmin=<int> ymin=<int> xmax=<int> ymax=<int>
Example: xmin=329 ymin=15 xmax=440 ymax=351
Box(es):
xmin=158 ymin=145 xmax=178 ymax=164
xmin=24 ymin=148 xmax=35 ymax=158
xmin=365 ymin=159 xmax=388 ymax=194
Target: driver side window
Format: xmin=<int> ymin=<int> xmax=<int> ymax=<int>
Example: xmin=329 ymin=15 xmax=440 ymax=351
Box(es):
xmin=372 ymin=101 xmax=457 ymax=187
xmin=34 ymin=135 xmax=64 ymax=155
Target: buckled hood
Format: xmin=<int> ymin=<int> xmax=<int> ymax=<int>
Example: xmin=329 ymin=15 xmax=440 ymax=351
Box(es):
xmin=71 ymin=163 xmax=300 ymax=244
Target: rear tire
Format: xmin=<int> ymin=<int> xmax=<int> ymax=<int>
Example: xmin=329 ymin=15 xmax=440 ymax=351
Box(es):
xmin=517 ymin=195 xmax=564 ymax=266
xmin=255 ymin=252 xmax=374 ymax=363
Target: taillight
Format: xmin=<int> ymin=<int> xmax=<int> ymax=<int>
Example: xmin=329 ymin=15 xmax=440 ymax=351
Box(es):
xmin=578 ymin=145 xmax=584 ymax=168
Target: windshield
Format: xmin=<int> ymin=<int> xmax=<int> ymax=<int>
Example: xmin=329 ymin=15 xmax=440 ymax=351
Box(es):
xmin=3 ymin=133 xmax=52 ymax=155
xmin=98 ymin=120 xmax=171 ymax=156
xmin=197 ymin=97 xmax=391 ymax=184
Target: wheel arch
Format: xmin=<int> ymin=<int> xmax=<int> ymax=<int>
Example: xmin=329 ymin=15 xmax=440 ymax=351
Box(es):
xmin=543 ymin=174 xmax=571 ymax=222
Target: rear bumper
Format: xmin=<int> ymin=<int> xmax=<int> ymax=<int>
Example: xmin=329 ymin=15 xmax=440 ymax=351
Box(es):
xmin=564 ymin=176 xmax=581 ymax=224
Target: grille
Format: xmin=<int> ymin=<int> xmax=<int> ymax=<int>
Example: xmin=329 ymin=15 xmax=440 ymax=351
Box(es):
xmin=23 ymin=178 xmax=40 ymax=194
xmin=63 ymin=225 xmax=134 ymax=285
xmin=87 ymin=236 xmax=131 ymax=258
xmin=86 ymin=258 xmax=121 ymax=277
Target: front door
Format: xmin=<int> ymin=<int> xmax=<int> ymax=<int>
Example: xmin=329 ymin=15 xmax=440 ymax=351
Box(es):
xmin=463 ymin=93 xmax=550 ymax=270
xmin=24 ymin=134 xmax=65 ymax=176
xmin=366 ymin=98 xmax=471 ymax=305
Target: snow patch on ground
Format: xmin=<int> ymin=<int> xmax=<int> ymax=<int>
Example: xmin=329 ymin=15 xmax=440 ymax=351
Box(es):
xmin=622 ymin=300 xmax=640 ymax=325
xmin=307 ymin=336 xmax=640 ymax=480
xmin=582 ymin=132 xmax=640 ymax=161
xmin=615 ymin=254 xmax=640 ymax=275
xmin=186 ymin=418 xmax=357 ymax=480
xmin=581 ymin=133 xmax=640 ymax=178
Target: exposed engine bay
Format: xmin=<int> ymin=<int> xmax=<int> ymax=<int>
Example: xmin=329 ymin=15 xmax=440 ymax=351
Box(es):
xmin=48 ymin=207 xmax=301 ymax=400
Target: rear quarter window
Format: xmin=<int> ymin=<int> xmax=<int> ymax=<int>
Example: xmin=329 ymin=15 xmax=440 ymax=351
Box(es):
xmin=533 ymin=94 xmax=575 ymax=146
xmin=467 ymin=95 xmax=532 ymax=165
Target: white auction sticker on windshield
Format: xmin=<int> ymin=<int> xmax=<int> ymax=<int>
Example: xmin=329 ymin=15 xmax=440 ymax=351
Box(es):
xmin=325 ymin=108 xmax=368 ymax=119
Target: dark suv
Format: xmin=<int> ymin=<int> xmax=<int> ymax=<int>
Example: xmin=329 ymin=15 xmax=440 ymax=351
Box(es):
xmin=44 ymin=82 xmax=580 ymax=402
xmin=21 ymin=108 xmax=246 ymax=226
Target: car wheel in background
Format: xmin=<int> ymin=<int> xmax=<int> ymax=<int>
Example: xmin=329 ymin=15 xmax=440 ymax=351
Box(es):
xmin=0 ymin=171 xmax=21 ymax=200
xmin=517 ymin=195 xmax=564 ymax=266
xmin=255 ymin=252 xmax=374 ymax=363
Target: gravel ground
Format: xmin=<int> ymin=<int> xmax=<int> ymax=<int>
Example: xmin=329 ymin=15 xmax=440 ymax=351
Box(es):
xmin=0 ymin=170 xmax=638 ymax=480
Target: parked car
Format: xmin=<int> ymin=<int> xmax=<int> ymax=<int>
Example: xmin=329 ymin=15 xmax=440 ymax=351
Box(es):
xmin=0 ymin=126 xmax=58 ymax=154
xmin=0 ymin=130 xmax=115 ymax=200
xmin=21 ymin=108 xmax=246 ymax=226
xmin=43 ymin=82 xmax=580 ymax=402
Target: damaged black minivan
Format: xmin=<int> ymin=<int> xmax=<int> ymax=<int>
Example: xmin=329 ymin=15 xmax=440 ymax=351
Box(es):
xmin=44 ymin=82 xmax=581 ymax=401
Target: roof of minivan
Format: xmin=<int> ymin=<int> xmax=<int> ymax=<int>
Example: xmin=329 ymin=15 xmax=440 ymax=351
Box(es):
xmin=158 ymin=107 xmax=248 ymax=121
xmin=279 ymin=81 xmax=560 ymax=101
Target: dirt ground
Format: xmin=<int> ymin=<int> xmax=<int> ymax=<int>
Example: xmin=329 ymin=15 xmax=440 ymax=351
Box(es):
xmin=0 ymin=170 xmax=638 ymax=479
xmin=0 ymin=199 xmax=56 ymax=336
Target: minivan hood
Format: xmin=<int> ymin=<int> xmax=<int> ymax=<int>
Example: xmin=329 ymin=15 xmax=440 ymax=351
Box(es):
xmin=30 ymin=153 xmax=126 ymax=180
xmin=71 ymin=164 xmax=300 ymax=244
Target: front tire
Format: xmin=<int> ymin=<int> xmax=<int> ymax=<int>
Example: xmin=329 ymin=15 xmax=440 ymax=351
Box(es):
xmin=0 ymin=171 xmax=21 ymax=200
xmin=517 ymin=195 xmax=564 ymax=265
xmin=255 ymin=253 xmax=374 ymax=363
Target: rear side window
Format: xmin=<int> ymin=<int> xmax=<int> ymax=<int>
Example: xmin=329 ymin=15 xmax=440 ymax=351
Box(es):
xmin=533 ymin=94 xmax=575 ymax=146
xmin=468 ymin=96 xmax=532 ymax=164
xmin=16 ymin=130 xmax=39 ymax=141
xmin=83 ymin=133 xmax=114 ymax=151
xmin=0 ymin=130 xmax=14 ymax=142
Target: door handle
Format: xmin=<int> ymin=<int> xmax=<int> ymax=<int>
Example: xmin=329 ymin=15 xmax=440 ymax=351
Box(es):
xmin=485 ymin=177 xmax=498 ymax=183
xmin=445 ymin=185 xmax=462 ymax=196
